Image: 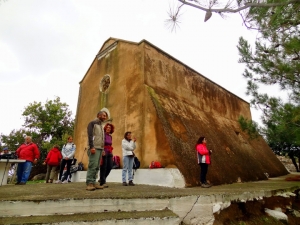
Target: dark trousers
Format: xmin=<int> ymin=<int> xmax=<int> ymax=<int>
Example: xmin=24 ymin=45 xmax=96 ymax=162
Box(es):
xmin=200 ymin=163 xmax=208 ymax=184
xmin=99 ymin=154 xmax=113 ymax=185
xmin=58 ymin=159 xmax=72 ymax=181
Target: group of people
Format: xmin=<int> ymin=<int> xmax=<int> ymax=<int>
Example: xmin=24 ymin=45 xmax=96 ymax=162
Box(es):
xmin=11 ymin=110 xmax=211 ymax=189
xmin=85 ymin=110 xmax=136 ymax=191
xmin=12 ymin=110 xmax=137 ymax=189
xmin=42 ymin=135 xmax=76 ymax=184
xmin=12 ymin=135 xmax=76 ymax=185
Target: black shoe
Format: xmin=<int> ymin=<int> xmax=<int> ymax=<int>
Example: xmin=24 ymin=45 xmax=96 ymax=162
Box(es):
xmin=19 ymin=182 xmax=26 ymax=185
xmin=128 ymin=180 xmax=135 ymax=186
xmin=15 ymin=182 xmax=20 ymax=185
xmin=122 ymin=182 xmax=128 ymax=186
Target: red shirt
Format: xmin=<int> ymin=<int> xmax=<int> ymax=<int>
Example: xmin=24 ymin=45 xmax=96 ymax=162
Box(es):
xmin=45 ymin=147 xmax=62 ymax=166
xmin=16 ymin=142 xmax=40 ymax=162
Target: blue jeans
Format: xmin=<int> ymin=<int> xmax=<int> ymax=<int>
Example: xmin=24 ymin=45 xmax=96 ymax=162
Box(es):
xmin=17 ymin=161 xmax=32 ymax=183
xmin=122 ymin=156 xmax=134 ymax=183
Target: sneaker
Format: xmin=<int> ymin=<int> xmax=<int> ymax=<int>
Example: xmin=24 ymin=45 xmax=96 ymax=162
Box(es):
xmin=94 ymin=184 xmax=104 ymax=189
xmin=122 ymin=182 xmax=128 ymax=186
xmin=201 ymin=183 xmax=211 ymax=188
xmin=19 ymin=182 xmax=26 ymax=185
xmin=205 ymin=182 xmax=212 ymax=187
xmin=62 ymin=180 xmax=68 ymax=184
xmin=86 ymin=183 xmax=96 ymax=191
xmin=55 ymin=180 xmax=62 ymax=184
xmin=128 ymin=180 xmax=135 ymax=186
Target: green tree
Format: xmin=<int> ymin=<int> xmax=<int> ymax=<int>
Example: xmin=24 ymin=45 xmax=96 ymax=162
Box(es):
xmin=261 ymin=100 xmax=300 ymax=148
xmin=237 ymin=0 xmax=300 ymax=155
xmin=22 ymin=96 xmax=74 ymax=143
xmin=0 ymin=129 xmax=30 ymax=152
xmin=1 ymin=97 xmax=74 ymax=160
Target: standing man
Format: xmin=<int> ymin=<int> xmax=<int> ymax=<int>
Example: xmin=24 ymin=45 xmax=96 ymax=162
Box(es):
xmin=15 ymin=136 xmax=40 ymax=185
xmin=86 ymin=111 xmax=107 ymax=191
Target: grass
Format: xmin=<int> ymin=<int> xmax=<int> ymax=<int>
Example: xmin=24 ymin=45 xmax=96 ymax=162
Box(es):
xmin=26 ymin=180 xmax=45 ymax=184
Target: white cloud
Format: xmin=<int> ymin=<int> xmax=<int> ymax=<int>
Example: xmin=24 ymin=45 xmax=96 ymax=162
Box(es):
xmin=0 ymin=0 xmax=283 ymax=135
xmin=0 ymin=42 xmax=20 ymax=73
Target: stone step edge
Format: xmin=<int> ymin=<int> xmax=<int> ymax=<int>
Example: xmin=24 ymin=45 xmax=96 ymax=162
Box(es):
xmin=0 ymin=209 xmax=179 ymax=225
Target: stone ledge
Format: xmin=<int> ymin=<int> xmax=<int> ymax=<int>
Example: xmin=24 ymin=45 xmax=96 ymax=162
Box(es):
xmin=71 ymin=168 xmax=186 ymax=188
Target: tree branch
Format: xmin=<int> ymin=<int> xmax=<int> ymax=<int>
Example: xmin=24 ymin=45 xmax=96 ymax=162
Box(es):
xmin=178 ymin=0 xmax=300 ymax=13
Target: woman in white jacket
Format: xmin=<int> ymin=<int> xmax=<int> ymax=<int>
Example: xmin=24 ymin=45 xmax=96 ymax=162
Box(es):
xmin=122 ymin=131 xmax=136 ymax=186
xmin=56 ymin=136 xmax=76 ymax=184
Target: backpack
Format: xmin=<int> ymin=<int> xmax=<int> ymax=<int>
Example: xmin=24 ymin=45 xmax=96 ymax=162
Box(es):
xmin=133 ymin=156 xmax=140 ymax=170
xmin=149 ymin=161 xmax=162 ymax=169
xmin=70 ymin=165 xmax=79 ymax=173
xmin=77 ymin=162 xmax=84 ymax=171
xmin=112 ymin=155 xmax=120 ymax=169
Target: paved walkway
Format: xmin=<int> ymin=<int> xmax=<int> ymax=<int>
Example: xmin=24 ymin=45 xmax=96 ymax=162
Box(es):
xmin=1 ymin=173 xmax=300 ymax=225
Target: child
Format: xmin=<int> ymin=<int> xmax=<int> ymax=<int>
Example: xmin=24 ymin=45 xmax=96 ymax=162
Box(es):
xmin=43 ymin=145 xmax=62 ymax=183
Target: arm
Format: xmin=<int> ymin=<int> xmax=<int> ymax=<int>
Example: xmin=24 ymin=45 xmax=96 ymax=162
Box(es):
xmin=33 ymin=144 xmax=40 ymax=164
xmin=67 ymin=144 xmax=76 ymax=158
xmin=87 ymin=121 xmax=95 ymax=149
xmin=59 ymin=152 xmax=63 ymax=162
xmin=197 ymin=144 xmax=209 ymax=155
xmin=61 ymin=145 xmax=67 ymax=158
xmin=16 ymin=145 xmax=22 ymax=158
xmin=122 ymin=139 xmax=136 ymax=152
xmin=45 ymin=151 xmax=51 ymax=164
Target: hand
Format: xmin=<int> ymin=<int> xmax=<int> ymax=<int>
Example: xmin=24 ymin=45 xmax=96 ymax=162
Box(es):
xmin=209 ymin=150 xmax=212 ymax=155
xmin=90 ymin=148 xmax=96 ymax=154
xmin=133 ymin=137 xmax=136 ymax=142
xmin=102 ymin=151 xmax=106 ymax=156
xmin=33 ymin=159 xmax=38 ymax=165
xmin=42 ymin=162 xmax=46 ymax=165
xmin=65 ymin=157 xmax=69 ymax=160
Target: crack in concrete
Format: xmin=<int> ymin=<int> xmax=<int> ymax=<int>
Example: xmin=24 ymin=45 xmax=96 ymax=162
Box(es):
xmin=179 ymin=195 xmax=200 ymax=225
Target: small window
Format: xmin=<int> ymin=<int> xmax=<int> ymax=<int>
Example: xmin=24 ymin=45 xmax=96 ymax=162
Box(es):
xmin=99 ymin=74 xmax=111 ymax=93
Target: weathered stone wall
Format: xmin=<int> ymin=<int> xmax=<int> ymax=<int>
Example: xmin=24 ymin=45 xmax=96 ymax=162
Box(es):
xmin=74 ymin=38 xmax=288 ymax=186
xmin=74 ymin=39 xmax=174 ymax=169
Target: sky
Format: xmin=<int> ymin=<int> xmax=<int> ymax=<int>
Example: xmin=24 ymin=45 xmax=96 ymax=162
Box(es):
xmin=0 ymin=0 xmax=270 ymax=136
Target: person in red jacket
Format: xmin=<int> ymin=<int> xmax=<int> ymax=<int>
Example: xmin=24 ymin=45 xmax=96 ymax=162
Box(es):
xmin=196 ymin=136 xmax=212 ymax=188
xmin=15 ymin=136 xmax=40 ymax=185
xmin=43 ymin=145 xmax=62 ymax=183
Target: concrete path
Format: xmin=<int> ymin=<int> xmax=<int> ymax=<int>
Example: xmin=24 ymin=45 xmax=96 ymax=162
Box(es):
xmin=1 ymin=173 xmax=300 ymax=224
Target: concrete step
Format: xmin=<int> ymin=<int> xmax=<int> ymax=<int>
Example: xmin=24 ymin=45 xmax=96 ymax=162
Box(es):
xmin=0 ymin=210 xmax=179 ymax=224
xmin=71 ymin=168 xmax=186 ymax=188
xmin=1 ymin=174 xmax=300 ymax=225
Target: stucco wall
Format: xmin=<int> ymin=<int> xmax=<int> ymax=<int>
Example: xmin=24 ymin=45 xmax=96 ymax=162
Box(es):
xmin=74 ymin=40 xmax=174 ymax=169
xmin=74 ymin=38 xmax=288 ymax=186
